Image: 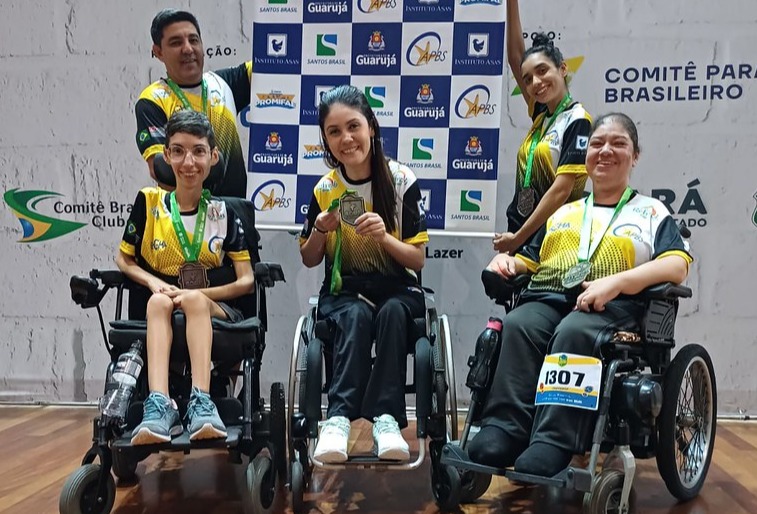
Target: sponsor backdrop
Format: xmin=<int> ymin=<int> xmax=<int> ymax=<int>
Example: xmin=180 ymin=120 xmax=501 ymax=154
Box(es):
xmin=248 ymin=0 xmax=504 ymax=233
xmin=1 ymin=0 xmax=757 ymax=416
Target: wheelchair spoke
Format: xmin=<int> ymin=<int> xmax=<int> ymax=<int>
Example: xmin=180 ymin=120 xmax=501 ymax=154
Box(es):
xmin=673 ymin=357 xmax=713 ymax=487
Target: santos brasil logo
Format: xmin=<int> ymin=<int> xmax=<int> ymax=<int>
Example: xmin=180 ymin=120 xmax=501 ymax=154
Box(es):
xmin=511 ymin=56 xmax=585 ymax=96
xmin=4 ymin=189 xmax=87 ymax=242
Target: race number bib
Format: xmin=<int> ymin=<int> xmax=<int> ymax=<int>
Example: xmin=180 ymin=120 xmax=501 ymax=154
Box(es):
xmin=534 ymin=353 xmax=602 ymax=411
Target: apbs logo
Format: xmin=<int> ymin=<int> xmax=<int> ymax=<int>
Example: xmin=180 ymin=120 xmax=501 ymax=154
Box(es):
xmin=316 ymin=34 xmax=338 ymax=56
xmin=364 ymin=86 xmax=386 ymax=108
xmin=358 ymin=0 xmax=398 ymax=13
xmin=255 ymin=91 xmax=296 ymax=109
xmin=252 ymin=180 xmax=292 ymax=211
xmin=368 ymin=31 xmax=386 ymax=52
xmin=267 ymin=34 xmax=287 ymax=57
xmin=265 ymin=132 xmax=283 ymax=151
xmin=464 ymin=136 xmax=482 ymax=157
xmin=412 ymin=138 xmax=434 ymax=160
xmin=302 ymin=143 xmax=325 ymax=160
xmin=3 ymin=189 xmax=87 ymax=242
xmin=406 ymin=32 xmax=447 ymax=67
xmin=455 ymin=84 xmax=497 ymax=119
xmin=460 ymin=190 xmax=483 ymax=212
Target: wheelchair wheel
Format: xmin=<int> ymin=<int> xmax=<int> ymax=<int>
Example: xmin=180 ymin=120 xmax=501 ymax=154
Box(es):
xmin=290 ymin=460 xmax=305 ymax=513
xmin=245 ymin=454 xmax=278 ymax=514
xmin=270 ymin=382 xmax=287 ymax=482
xmin=459 ymin=470 xmax=492 ymax=503
xmin=431 ymin=462 xmax=462 ymax=511
xmin=582 ymin=469 xmax=634 ymax=514
xmin=59 ymin=464 xmax=116 ymax=514
xmin=656 ymin=343 xmax=717 ymax=501
xmin=111 ymin=448 xmax=138 ymax=482
xmin=439 ymin=314 xmax=458 ymax=440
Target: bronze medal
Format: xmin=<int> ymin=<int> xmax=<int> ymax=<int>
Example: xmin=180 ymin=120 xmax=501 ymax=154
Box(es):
xmin=339 ymin=192 xmax=366 ymax=226
xmin=178 ymin=262 xmax=209 ymax=290
xmin=517 ymin=188 xmax=536 ymax=217
xmin=562 ymin=261 xmax=592 ymax=290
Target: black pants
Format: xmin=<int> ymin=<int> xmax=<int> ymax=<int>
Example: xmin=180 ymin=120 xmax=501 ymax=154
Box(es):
xmin=319 ymin=286 xmax=425 ymax=429
xmin=480 ymin=297 xmax=643 ymax=453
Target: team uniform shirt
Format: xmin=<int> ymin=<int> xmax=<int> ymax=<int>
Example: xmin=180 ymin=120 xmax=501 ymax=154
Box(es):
xmin=135 ymin=63 xmax=252 ymax=198
xmin=506 ymin=100 xmax=592 ymax=236
xmin=120 ymin=187 xmax=250 ymax=277
xmin=516 ymin=192 xmax=692 ymax=298
xmin=299 ymin=161 xmax=429 ymax=291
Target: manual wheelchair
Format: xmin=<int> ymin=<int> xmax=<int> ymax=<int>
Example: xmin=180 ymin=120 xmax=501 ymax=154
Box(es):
xmin=286 ymin=281 xmax=459 ymax=512
xmin=438 ymin=269 xmax=717 ymax=514
xmin=59 ymin=198 xmax=286 ymax=514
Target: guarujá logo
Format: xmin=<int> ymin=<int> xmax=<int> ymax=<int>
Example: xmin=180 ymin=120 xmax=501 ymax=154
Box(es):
xmin=511 ymin=56 xmax=585 ymax=96
xmin=3 ymin=189 xmax=87 ymax=242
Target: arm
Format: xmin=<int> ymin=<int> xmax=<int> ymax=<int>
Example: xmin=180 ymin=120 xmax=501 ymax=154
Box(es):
xmin=196 ymin=259 xmax=254 ymax=302
xmin=300 ymin=205 xmax=340 ymax=268
xmin=116 ymin=251 xmax=177 ymax=294
xmin=507 ymin=0 xmax=530 ymax=107
xmin=487 ymin=252 xmax=530 ymax=278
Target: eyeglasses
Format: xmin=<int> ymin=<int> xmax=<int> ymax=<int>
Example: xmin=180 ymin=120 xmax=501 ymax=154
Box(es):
xmin=167 ymin=145 xmax=211 ymax=163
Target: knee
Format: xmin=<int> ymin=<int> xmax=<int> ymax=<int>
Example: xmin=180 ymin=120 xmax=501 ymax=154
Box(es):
xmin=551 ymin=317 xmax=595 ymax=354
xmin=146 ymin=293 xmax=174 ymax=318
xmin=180 ymin=290 xmax=211 ymax=315
xmin=376 ymin=298 xmax=410 ymax=324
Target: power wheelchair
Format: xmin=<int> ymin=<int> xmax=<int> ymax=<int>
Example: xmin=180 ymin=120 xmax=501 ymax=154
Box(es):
xmin=59 ymin=198 xmax=286 ymax=514
xmin=437 ymin=269 xmax=717 ymax=514
xmin=286 ymin=280 xmax=459 ymax=512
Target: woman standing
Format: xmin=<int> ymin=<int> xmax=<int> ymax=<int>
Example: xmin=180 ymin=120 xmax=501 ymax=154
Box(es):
xmin=493 ymin=0 xmax=592 ymax=254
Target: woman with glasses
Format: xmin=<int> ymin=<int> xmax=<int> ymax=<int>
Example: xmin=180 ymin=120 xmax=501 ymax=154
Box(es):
xmin=116 ymin=109 xmax=254 ymax=445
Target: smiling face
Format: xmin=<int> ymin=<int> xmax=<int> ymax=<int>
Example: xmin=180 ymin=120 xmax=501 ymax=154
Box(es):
xmin=586 ymin=119 xmax=639 ymax=195
xmin=165 ymin=131 xmax=219 ymax=191
xmin=153 ymin=21 xmax=204 ymax=85
xmin=321 ymin=102 xmax=375 ymax=179
xmin=521 ymin=52 xmax=568 ymax=108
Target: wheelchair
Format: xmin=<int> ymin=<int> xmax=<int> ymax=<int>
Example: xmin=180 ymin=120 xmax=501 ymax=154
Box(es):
xmin=437 ymin=269 xmax=717 ymax=514
xmin=286 ymin=281 xmax=458 ymax=512
xmin=58 ymin=198 xmax=286 ymax=514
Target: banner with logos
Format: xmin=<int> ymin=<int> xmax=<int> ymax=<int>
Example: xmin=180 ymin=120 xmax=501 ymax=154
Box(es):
xmin=248 ymin=0 xmax=505 ymax=233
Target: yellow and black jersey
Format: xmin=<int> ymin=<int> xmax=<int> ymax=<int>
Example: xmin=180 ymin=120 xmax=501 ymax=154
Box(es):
xmin=516 ymin=192 xmax=692 ymax=296
xmin=135 ymin=63 xmax=252 ymax=198
xmin=506 ymin=100 xmax=592 ymax=236
xmin=120 ymin=187 xmax=250 ymax=277
xmin=299 ymin=161 xmax=429 ymax=291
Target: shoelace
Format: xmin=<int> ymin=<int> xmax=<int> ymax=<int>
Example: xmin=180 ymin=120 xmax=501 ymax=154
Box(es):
xmin=186 ymin=392 xmax=215 ymax=419
xmin=143 ymin=394 xmax=169 ymax=421
xmin=320 ymin=417 xmax=350 ymax=436
xmin=373 ymin=416 xmax=399 ymax=435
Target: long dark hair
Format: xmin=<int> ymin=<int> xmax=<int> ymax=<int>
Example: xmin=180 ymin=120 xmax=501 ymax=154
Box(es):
xmin=318 ymin=84 xmax=397 ymax=233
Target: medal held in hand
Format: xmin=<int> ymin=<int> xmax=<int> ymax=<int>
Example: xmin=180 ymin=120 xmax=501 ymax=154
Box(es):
xmin=517 ymin=187 xmax=536 ymax=217
xmin=561 ymin=261 xmax=592 ymax=290
xmin=170 ymin=190 xmax=211 ymax=290
xmin=339 ymin=191 xmax=366 ymax=226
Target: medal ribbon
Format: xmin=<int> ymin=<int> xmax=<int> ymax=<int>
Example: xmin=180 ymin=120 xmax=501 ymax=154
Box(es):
xmin=329 ymin=190 xmax=358 ymax=294
xmin=576 ymin=187 xmax=634 ymax=264
xmin=165 ymin=78 xmax=208 ymax=115
xmin=522 ymin=94 xmax=573 ymax=189
xmin=170 ymin=190 xmax=211 ymax=263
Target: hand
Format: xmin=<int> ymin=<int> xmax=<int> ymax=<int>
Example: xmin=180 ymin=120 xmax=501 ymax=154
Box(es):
xmin=575 ymin=275 xmax=625 ymax=312
xmin=355 ymin=212 xmax=387 ymax=243
xmin=148 ymin=278 xmax=179 ymax=295
xmin=486 ymin=253 xmax=519 ymax=278
xmin=493 ymin=232 xmax=520 ymax=253
xmin=314 ymin=209 xmax=340 ymax=233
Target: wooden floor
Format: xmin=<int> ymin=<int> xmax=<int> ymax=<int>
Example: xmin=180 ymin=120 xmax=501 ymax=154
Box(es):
xmin=1 ymin=406 xmax=756 ymax=514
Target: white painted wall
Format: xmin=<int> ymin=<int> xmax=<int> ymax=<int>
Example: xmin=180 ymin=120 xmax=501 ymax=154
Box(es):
xmin=1 ymin=0 xmax=755 ymax=415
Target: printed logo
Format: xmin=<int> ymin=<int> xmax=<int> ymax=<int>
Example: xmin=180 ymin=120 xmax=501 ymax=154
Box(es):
xmin=460 ymin=190 xmax=482 ymax=212
xmin=651 ymin=178 xmax=708 ymax=230
xmin=302 ymin=144 xmax=325 ymax=160
xmin=460 ymin=0 xmax=501 ymax=5
xmin=468 ymin=33 xmax=488 ymax=57
xmin=255 ymin=91 xmax=297 ymax=109
xmin=252 ymin=180 xmax=292 ymax=211
xmin=138 ymin=130 xmax=149 ymax=143
xmin=419 ymin=188 xmax=432 ymax=213
xmin=576 ymin=135 xmax=588 ymax=150
xmin=267 ymin=34 xmax=287 ymax=57
xmin=315 ymin=85 xmax=335 ymax=107
xmin=358 ymin=0 xmax=398 ymax=12
xmin=368 ymin=31 xmax=386 ymax=52
xmin=412 ymin=138 xmax=434 ymax=160
xmin=406 ymin=32 xmax=447 ymax=67
xmin=417 ymin=84 xmax=434 ymax=104
xmin=558 ymin=354 xmax=568 ymax=367
xmin=364 ymin=86 xmax=386 ymax=108
xmin=4 ymin=189 xmax=87 ymax=242
xmin=464 ymin=136 xmax=483 ymax=157
xmin=316 ymin=34 xmax=338 ymax=56
xmin=269 ymin=0 xmax=287 ymax=4
xmin=265 ymin=132 xmax=283 ymax=151
xmin=455 ymin=85 xmax=497 ymax=119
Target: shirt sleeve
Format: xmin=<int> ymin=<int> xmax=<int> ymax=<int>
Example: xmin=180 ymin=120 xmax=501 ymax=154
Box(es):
xmin=653 ymin=216 xmax=694 ymax=264
xmin=135 ymin=98 xmax=168 ymax=161
xmin=400 ymin=180 xmax=429 ymax=244
xmin=120 ymin=191 xmax=147 ymax=257
xmin=223 ymin=207 xmax=251 ymax=261
xmin=555 ymin=116 xmax=591 ymax=175
xmin=215 ymin=62 xmax=252 ymax=113
xmin=299 ymin=193 xmax=322 ymax=244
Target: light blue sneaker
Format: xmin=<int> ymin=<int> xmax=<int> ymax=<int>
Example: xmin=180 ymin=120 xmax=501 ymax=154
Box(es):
xmin=186 ymin=387 xmax=227 ymax=441
xmin=130 ymin=391 xmax=182 ymax=445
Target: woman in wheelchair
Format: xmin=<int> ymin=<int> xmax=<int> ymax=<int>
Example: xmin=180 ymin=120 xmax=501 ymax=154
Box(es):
xmin=299 ymin=84 xmax=428 ymax=463
xmin=467 ymin=112 xmax=692 ymax=477
xmin=115 ymin=110 xmax=254 ymax=446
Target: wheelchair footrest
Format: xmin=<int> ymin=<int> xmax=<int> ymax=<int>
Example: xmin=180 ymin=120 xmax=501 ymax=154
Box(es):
xmin=113 ymin=426 xmax=242 ymax=451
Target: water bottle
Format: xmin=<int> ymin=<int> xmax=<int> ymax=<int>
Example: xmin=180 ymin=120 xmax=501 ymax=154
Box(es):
xmin=466 ymin=317 xmax=503 ymax=399
xmin=100 ymin=339 xmax=145 ymax=420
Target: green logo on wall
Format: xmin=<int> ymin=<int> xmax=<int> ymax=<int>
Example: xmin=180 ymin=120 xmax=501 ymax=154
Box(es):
xmin=3 ymin=189 xmax=87 ymax=242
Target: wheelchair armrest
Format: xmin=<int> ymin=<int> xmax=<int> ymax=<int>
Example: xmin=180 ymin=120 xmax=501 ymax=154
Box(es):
xmin=481 ymin=268 xmax=530 ymax=305
xmin=254 ymin=262 xmax=286 ymax=288
xmin=639 ymin=283 xmax=692 ymax=301
xmin=89 ymin=269 xmax=125 ymax=287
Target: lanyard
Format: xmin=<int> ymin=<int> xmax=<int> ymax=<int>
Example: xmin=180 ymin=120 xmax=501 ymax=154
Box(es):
xmin=165 ymin=78 xmax=208 ymax=115
xmin=522 ymin=94 xmax=572 ymax=188
xmin=576 ymin=187 xmax=633 ymax=263
xmin=169 ymin=190 xmax=210 ymax=263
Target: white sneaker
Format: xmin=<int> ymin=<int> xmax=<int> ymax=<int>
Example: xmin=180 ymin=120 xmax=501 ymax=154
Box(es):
xmin=372 ymin=414 xmax=410 ymax=461
xmin=314 ymin=415 xmax=350 ymax=463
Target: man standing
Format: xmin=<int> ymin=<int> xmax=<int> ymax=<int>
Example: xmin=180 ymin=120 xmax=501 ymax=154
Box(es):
xmin=136 ymin=9 xmax=251 ymax=197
